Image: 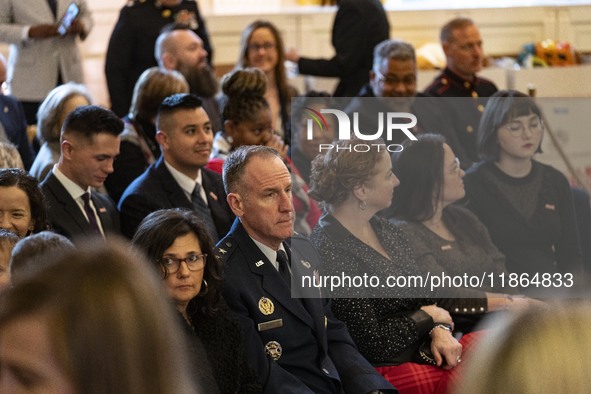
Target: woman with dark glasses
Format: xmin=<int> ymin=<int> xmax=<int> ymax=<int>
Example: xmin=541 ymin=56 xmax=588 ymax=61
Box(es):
xmin=132 ymin=208 xmax=261 ymax=393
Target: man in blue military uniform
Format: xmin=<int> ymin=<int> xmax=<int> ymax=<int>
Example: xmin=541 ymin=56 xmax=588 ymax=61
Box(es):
xmin=424 ymin=17 xmax=498 ymax=167
xmin=217 ymin=145 xmax=395 ymax=393
xmin=105 ymin=0 xmax=212 ymax=117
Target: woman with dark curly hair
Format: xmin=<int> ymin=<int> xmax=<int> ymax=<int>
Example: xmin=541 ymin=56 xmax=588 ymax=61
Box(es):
xmin=132 ymin=208 xmax=261 ymax=394
xmin=0 ymin=168 xmax=49 ymax=237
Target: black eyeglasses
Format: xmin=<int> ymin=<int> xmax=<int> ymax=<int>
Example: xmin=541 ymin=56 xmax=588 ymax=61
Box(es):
xmin=159 ymin=253 xmax=207 ymax=276
xmin=373 ymin=68 xmax=416 ymax=86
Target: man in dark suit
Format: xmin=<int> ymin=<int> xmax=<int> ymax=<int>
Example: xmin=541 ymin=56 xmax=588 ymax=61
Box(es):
xmin=41 ymin=106 xmax=122 ymax=242
xmin=423 ymin=17 xmax=498 ymax=167
xmin=217 ymin=145 xmax=395 ymax=393
xmin=118 ymin=93 xmax=233 ymax=241
xmin=105 ymin=0 xmax=212 ymax=117
xmin=286 ymin=0 xmax=390 ymax=97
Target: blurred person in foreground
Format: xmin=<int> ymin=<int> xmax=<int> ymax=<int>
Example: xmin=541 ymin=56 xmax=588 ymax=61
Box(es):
xmin=0 ymin=239 xmax=198 ymax=393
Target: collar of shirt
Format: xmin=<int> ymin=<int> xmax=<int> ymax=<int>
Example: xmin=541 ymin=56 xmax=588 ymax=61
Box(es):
xmin=163 ymin=159 xmax=206 ymax=203
xmin=52 ymin=165 xmax=90 ymax=201
xmin=250 ymin=236 xmax=287 ymax=272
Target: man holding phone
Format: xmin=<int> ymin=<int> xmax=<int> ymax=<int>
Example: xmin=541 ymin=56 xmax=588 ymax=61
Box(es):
xmin=0 ymin=0 xmax=93 ymax=125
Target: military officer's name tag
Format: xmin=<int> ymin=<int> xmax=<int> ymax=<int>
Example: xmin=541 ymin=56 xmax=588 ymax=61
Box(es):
xmin=258 ymin=318 xmax=283 ymax=332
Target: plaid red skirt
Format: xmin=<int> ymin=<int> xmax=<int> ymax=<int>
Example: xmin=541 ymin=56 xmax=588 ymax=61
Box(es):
xmin=375 ymin=331 xmax=481 ymax=394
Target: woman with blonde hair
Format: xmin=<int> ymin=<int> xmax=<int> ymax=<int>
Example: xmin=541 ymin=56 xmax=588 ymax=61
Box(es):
xmin=309 ymin=138 xmax=470 ymax=393
xmin=30 ymin=82 xmax=93 ymax=181
xmin=0 ymin=240 xmax=199 ymax=393
xmin=458 ymin=302 xmax=591 ymax=394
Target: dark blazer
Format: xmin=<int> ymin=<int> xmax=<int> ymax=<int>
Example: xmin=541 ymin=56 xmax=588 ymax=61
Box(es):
xmin=118 ymin=156 xmax=234 ymax=239
xmin=41 ymin=172 xmax=120 ymax=242
xmin=0 ymin=94 xmax=34 ymax=169
xmin=297 ymin=0 xmax=389 ymax=97
xmin=217 ymin=219 xmax=395 ymax=394
xmin=423 ymin=67 xmax=499 ymax=166
xmin=105 ymin=0 xmax=212 ymax=117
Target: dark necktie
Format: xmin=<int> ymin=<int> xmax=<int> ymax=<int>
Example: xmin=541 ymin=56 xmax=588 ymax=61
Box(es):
xmin=191 ymin=183 xmax=219 ymax=242
xmin=47 ymin=0 xmax=57 ymax=18
xmin=277 ymin=249 xmax=291 ymax=289
xmin=81 ymin=192 xmax=101 ymax=236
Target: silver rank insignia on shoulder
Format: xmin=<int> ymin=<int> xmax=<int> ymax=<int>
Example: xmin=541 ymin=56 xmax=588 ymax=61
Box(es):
xmin=300 ymin=260 xmax=311 ymax=269
xmin=218 ymin=248 xmax=227 ymax=255
xmin=255 ymin=260 xmax=264 ymax=267
xmin=265 ymin=341 xmax=282 ymax=361
xmin=258 ymin=297 xmax=274 ymax=315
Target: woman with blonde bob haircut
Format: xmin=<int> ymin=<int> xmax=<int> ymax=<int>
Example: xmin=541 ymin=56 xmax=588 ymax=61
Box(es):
xmin=30 ymin=82 xmax=93 ymax=181
xmin=0 ymin=240 xmax=198 ymax=394
xmin=457 ymin=302 xmax=591 ymax=394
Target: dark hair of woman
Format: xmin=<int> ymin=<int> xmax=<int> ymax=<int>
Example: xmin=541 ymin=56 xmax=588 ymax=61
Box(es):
xmin=220 ymin=67 xmax=269 ymax=125
xmin=391 ymin=133 xmax=489 ymax=248
xmin=131 ymin=208 xmax=223 ymax=317
xmin=0 ymin=168 xmax=49 ymax=234
xmin=477 ymin=89 xmax=543 ymax=162
xmin=237 ymin=20 xmax=291 ymax=117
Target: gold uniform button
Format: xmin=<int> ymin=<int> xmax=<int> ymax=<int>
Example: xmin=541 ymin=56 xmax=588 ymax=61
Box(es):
xmin=162 ymin=9 xmax=171 ymax=17
xmin=467 ymin=125 xmax=474 ymax=133
xmin=441 ymin=78 xmax=448 ymax=85
xmin=471 ymin=91 xmax=479 ymax=99
xmin=464 ymin=81 xmax=471 ymax=89
xmin=478 ymin=104 xmax=484 ymax=112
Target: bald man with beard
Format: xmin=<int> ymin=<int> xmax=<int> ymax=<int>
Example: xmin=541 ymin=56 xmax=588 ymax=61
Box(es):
xmin=155 ymin=25 xmax=222 ymax=134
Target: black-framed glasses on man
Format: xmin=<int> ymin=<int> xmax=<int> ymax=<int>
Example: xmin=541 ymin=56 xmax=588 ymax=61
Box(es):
xmin=373 ymin=68 xmax=416 ymax=86
xmin=159 ymin=253 xmax=207 ymax=276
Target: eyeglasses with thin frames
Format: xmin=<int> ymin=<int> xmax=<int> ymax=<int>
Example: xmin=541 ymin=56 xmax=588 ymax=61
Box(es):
xmin=503 ymin=116 xmax=544 ymax=137
xmin=159 ymin=253 xmax=207 ymax=276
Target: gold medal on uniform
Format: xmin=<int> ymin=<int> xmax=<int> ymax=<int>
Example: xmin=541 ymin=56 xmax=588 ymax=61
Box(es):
xmin=258 ymin=296 xmax=274 ymax=315
xmin=265 ymin=341 xmax=282 ymax=361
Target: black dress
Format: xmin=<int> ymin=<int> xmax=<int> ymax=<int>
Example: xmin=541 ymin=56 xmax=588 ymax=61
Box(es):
xmin=184 ymin=301 xmax=262 ymax=393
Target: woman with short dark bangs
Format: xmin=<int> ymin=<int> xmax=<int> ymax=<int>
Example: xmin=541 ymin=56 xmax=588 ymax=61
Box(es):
xmin=464 ymin=90 xmax=582 ymax=289
xmin=132 ymin=208 xmax=261 ymax=394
